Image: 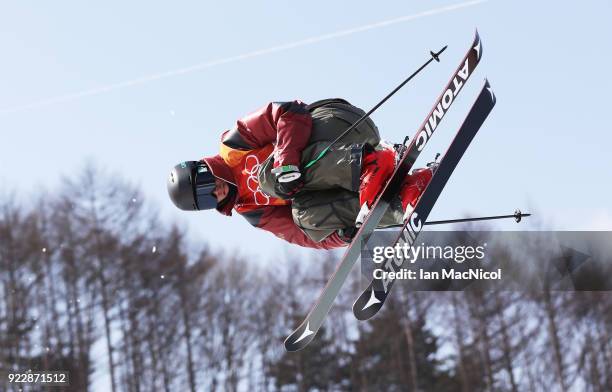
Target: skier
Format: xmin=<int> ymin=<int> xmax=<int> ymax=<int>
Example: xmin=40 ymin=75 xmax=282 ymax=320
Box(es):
xmin=167 ymin=99 xmax=435 ymax=249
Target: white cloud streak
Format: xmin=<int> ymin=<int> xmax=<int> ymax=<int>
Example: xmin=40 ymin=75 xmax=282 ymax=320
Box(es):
xmin=0 ymin=0 xmax=487 ymax=116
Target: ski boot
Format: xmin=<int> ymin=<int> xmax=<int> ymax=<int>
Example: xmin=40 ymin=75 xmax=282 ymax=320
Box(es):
xmin=400 ymin=155 xmax=439 ymax=221
xmin=356 ymin=146 xmax=397 ymax=227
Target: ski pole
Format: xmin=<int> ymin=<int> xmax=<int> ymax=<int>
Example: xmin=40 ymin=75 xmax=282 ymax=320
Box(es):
xmin=387 ymin=209 xmax=531 ymax=228
xmin=303 ymin=45 xmax=448 ymax=169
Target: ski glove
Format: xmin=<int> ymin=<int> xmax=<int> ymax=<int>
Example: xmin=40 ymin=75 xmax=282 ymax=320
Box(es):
xmin=272 ymin=165 xmax=303 ymax=199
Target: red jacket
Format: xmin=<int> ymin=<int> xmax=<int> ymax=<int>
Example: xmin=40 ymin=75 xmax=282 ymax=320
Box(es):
xmin=202 ymin=100 xmax=347 ymax=250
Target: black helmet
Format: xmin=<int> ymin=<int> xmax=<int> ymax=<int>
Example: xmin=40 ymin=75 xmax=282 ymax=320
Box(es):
xmin=167 ymin=161 xmax=217 ymax=211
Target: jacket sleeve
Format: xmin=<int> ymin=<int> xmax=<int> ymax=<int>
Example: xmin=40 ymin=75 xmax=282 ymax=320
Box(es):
xmin=228 ymin=101 xmax=312 ymax=167
xmin=256 ymin=206 xmax=347 ymax=250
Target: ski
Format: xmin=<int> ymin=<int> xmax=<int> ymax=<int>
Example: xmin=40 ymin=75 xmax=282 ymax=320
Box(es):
xmin=283 ymin=31 xmax=483 ymax=352
xmin=353 ymin=79 xmax=496 ymax=320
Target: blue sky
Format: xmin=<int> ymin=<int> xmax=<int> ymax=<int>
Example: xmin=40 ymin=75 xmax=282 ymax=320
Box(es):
xmin=2 ymin=1 xmax=611 ymax=390
xmin=1 ymin=0 xmax=611 ymax=262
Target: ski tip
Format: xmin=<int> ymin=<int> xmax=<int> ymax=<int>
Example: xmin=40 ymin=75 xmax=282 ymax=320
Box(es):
xmin=483 ymin=79 xmax=496 ymax=104
xmin=473 ymin=29 xmax=482 ymax=61
xmin=352 ymin=287 xmax=383 ymax=321
xmin=284 ymin=322 xmax=317 ymax=352
xmin=352 ymin=302 xmax=381 ymax=321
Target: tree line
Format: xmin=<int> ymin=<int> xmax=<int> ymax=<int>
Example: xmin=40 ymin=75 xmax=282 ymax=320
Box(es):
xmin=1 ymin=166 xmax=611 ymax=391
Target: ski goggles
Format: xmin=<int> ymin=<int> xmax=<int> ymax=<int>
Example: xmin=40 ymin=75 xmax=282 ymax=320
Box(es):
xmin=193 ymin=164 xmax=217 ymax=210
